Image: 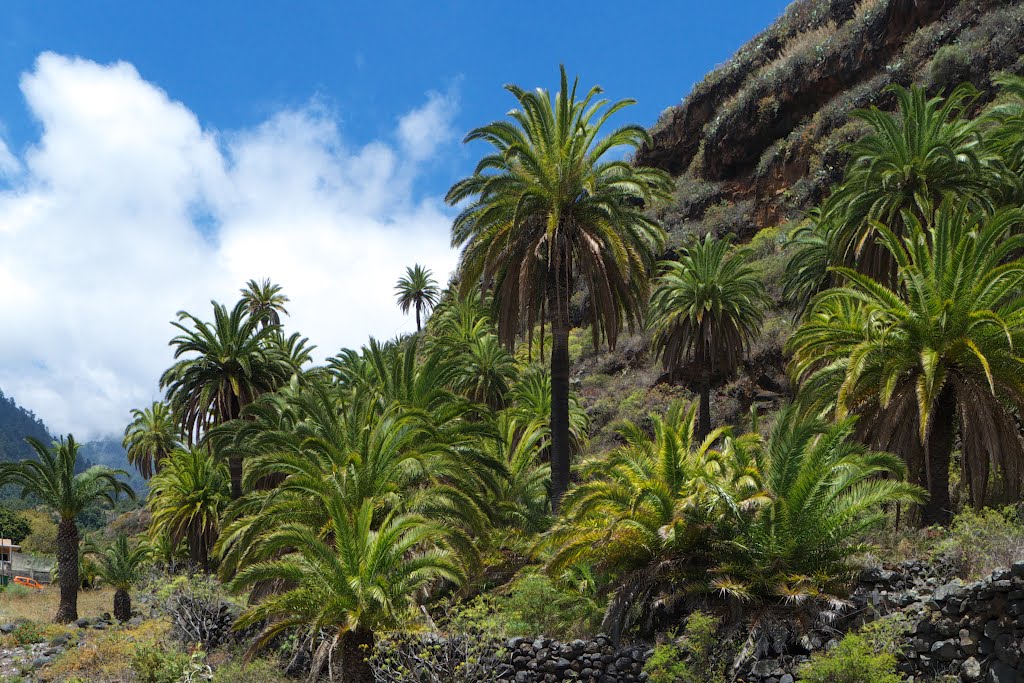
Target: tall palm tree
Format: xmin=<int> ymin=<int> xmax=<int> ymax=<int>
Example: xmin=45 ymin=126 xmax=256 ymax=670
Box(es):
xmin=649 ymin=234 xmax=767 ymax=439
xmin=161 ymin=299 xmax=293 ymax=498
xmin=86 ymin=534 xmax=150 ymax=621
xmin=122 ymin=401 xmax=180 ymax=479
xmin=446 ymin=66 xmax=672 ymax=508
xmin=789 ymin=202 xmax=1024 ymax=524
xmin=394 ymin=264 xmax=440 ymax=332
xmin=231 ymin=497 xmax=462 ymax=683
xmin=240 ymin=278 xmax=290 ymax=329
xmin=819 ymin=83 xmax=997 ymax=284
xmin=147 ymin=447 xmax=230 ymax=572
xmin=0 ymin=436 xmax=133 ymax=623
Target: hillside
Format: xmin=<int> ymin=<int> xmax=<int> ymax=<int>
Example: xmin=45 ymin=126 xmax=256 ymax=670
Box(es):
xmin=0 ymin=391 xmax=54 ymax=462
xmin=572 ymin=0 xmax=1024 ymax=449
xmin=639 ymin=0 xmax=1024 ymax=238
xmin=0 ymin=390 xmax=143 ymax=493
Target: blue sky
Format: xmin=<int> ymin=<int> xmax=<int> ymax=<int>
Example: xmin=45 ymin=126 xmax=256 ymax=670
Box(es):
xmin=1 ymin=1 xmax=791 ymax=194
xmin=0 ymin=1 xmax=790 ymax=437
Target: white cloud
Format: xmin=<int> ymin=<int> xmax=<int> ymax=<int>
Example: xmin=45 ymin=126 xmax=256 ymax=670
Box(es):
xmin=397 ymin=90 xmax=457 ymax=162
xmin=0 ymin=52 xmax=460 ymax=438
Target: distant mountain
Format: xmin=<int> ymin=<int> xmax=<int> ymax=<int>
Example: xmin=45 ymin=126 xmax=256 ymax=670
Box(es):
xmin=0 ymin=389 xmax=145 ymax=494
xmin=77 ymin=436 xmax=147 ymax=495
xmin=0 ymin=390 xmax=53 ymax=462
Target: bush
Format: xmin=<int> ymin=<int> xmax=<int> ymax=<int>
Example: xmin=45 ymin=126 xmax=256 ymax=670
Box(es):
xmin=927 ymin=44 xmax=972 ymax=89
xmin=643 ymin=611 xmax=724 ymax=683
xmin=19 ymin=509 xmax=58 ymax=555
xmin=935 ymin=506 xmax=1024 ymax=579
xmin=211 ymin=657 xmax=289 ymax=683
xmin=799 ymin=627 xmax=901 ymax=683
xmin=748 ymin=225 xmax=785 ymax=259
xmin=0 ymin=506 xmax=32 ymax=544
xmin=162 ymin=574 xmax=241 ymax=649
xmin=130 ymin=641 xmax=195 ymax=683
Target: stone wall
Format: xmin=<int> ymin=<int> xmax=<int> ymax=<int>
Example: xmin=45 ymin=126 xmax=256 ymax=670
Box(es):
xmin=866 ymin=560 xmax=1024 ymax=682
xmin=497 ymin=635 xmax=649 ymax=683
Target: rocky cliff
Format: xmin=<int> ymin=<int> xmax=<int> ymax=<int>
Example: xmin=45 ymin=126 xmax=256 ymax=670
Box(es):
xmin=639 ymin=0 xmax=1024 ymax=240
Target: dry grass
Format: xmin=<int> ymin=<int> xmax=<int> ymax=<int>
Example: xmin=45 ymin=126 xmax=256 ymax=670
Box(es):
xmin=779 ymin=21 xmax=838 ymax=63
xmin=854 ymin=0 xmax=887 ymax=22
xmin=0 ymin=586 xmax=116 ymax=623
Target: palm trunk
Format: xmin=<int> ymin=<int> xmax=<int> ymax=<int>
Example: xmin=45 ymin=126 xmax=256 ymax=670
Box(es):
xmin=187 ymin=531 xmax=210 ymax=573
xmin=698 ymin=375 xmax=712 ymax=442
xmin=228 ymin=394 xmax=243 ymax=499
xmin=921 ymin=386 xmax=956 ymax=526
xmin=415 ymin=303 xmax=422 ymax=332
xmin=113 ymin=588 xmax=131 ymax=621
xmin=340 ymin=627 xmax=375 ymax=683
xmin=549 ymin=286 xmax=571 ymax=514
xmin=55 ymin=518 xmax=79 ymax=624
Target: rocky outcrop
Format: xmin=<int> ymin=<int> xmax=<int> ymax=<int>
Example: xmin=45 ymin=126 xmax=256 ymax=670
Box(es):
xmin=637 ymin=0 xmax=1024 ymax=236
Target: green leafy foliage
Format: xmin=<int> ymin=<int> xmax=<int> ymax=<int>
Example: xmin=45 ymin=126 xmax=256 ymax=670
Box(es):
xmin=643 ymin=611 xmax=724 ymax=683
xmin=798 ymin=616 xmax=908 ymax=683
xmin=0 ymin=505 xmax=32 ymax=544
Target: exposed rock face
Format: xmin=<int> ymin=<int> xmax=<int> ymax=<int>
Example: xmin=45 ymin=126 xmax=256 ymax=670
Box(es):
xmin=637 ymin=0 xmax=1024 ymax=237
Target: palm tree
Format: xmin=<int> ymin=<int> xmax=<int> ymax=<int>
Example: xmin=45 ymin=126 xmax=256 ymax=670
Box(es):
xmin=446 ymin=66 xmax=672 ymax=508
xmin=216 ymin=364 xmax=496 ymax=578
xmin=648 ymin=234 xmax=767 ymax=439
xmin=789 ymin=202 xmax=1024 ymax=524
xmin=86 ymin=534 xmax=150 ymax=621
xmin=451 ymin=334 xmax=518 ymax=410
xmin=0 ymin=436 xmax=133 ymax=623
xmin=508 ymin=366 xmax=589 ymax=458
xmin=148 ymin=447 xmax=230 ymax=572
xmin=231 ymin=497 xmax=462 ymax=683
xmin=546 ymin=402 xmax=759 ymax=640
xmin=723 ymin=405 xmax=924 ymax=603
xmin=819 ymin=83 xmax=997 ymax=284
xmin=240 ymin=278 xmax=290 ymax=328
xmin=122 ymin=401 xmax=179 ymax=479
xmin=546 ymin=402 xmax=921 ymax=640
xmin=394 ymin=264 xmax=440 ymax=332
xmin=161 ymin=299 xmax=293 ymax=498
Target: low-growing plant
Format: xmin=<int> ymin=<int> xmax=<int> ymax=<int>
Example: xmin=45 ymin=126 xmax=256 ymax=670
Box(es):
xmin=130 ymin=641 xmax=194 ymax=683
xmin=211 ymin=657 xmax=290 ymax=683
xmin=643 ymin=611 xmax=724 ymax=683
xmin=798 ymin=616 xmax=905 ymax=683
xmin=935 ymin=506 xmax=1024 ymax=579
xmin=40 ymin=618 xmax=173 ymax=683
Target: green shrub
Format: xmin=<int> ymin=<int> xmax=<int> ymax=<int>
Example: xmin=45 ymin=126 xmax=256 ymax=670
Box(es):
xmin=130 ymin=640 xmax=194 ymax=683
xmin=496 ymin=572 xmax=602 ymax=638
xmin=212 ymin=657 xmax=288 ymax=683
xmin=644 ymin=611 xmax=724 ymax=683
xmin=935 ymin=506 xmax=1024 ymax=579
xmin=9 ymin=621 xmax=46 ymax=646
xmin=927 ymin=44 xmax=972 ymax=88
xmin=748 ymin=226 xmax=784 ymax=258
xmin=0 ymin=506 xmax=32 ymax=544
xmin=799 ymin=616 xmax=907 ymax=683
